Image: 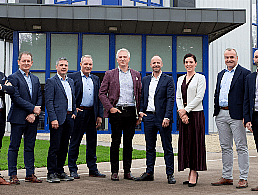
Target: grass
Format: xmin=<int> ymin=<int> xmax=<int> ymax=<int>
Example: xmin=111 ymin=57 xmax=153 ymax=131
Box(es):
xmin=0 ymin=136 xmax=165 ymax=170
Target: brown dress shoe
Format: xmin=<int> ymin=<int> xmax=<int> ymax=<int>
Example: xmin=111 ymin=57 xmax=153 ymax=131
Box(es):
xmin=211 ymin=177 xmax=233 ymax=186
xmin=25 ymin=174 xmax=42 ymax=183
xmin=0 ymin=176 xmax=11 ymax=185
xmin=111 ymin=173 xmax=119 ymax=181
xmin=236 ymin=179 xmax=248 ymax=188
xmin=124 ymin=172 xmax=135 ymax=180
xmin=251 ymin=186 xmax=258 ymax=191
xmin=10 ymin=175 xmax=20 ymax=185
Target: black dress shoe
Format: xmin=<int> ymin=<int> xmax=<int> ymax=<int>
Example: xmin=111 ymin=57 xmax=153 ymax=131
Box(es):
xmin=111 ymin=173 xmax=119 ymax=181
xmin=70 ymin=172 xmax=80 ymax=179
xmin=167 ymin=174 xmax=176 ymax=184
xmin=124 ymin=172 xmax=135 ymax=180
xmin=89 ymin=171 xmax=106 ymax=178
xmin=183 ymin=181 xmax=189 ymax=184
xmin=134 ymin=172 xmax=154 ymax=181
xmin=188 ymin=172 xmax=198 ymax=187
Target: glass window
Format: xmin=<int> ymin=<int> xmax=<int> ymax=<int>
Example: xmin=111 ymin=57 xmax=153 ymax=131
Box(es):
xmin=83 ymin=35 xmax=109 ymax=71
xmin=146 ymin=36 xmax=172 ymax=72
xmin=51 ymin=34 xmax=78 ymax=71
xmin=116 ymin=35 xmax=142 ymax=71
xmin=177 ymin=36 xmax=203 ymax=72
xmin=88 ymin=0 xmax=101 ymax=5
xmin=31 ymin=72 xmax=46 ymax=84
xmin=19 ymin=33 xmax=46 ymax=70
xmin=122 ymin=0 xmax=134 ymax=6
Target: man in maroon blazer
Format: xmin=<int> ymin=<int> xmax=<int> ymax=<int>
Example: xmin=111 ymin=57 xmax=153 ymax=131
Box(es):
xmin=99 ymin=48 xmax=141 ymax=181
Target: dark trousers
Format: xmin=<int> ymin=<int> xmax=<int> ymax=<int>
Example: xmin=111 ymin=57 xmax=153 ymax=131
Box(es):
xmin=252 ymin=112 xmax=258 ymax=152
xmin=143 ymin=113 xmax=174 ymax=175
xmin=8 ymin=122 xmax=37 ymax=177
xmin=109 ymin=109 xmax=136 ymax=173
xmin=0 ymin=110 xmax=5 ymax=149
xmin=47 ymin=114 xmax=74 ymax=174
xmin=68 ymin=110 xmax=97 ymax=173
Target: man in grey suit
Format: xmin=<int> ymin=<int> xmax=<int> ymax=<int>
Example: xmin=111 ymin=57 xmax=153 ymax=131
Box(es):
xmin=45 ymin=57 xmax=76 ymax=183
xmin=212 ymin=48 xmax=250 ymax=188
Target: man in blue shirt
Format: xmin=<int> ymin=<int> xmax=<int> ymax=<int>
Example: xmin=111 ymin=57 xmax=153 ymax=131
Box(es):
xmin=7 ymin=51 xmax=42 ymax=184
xmin=45 ymin=57 xmax=76 ymax=183
xmin=68 ymin=55 xmax=105 ymax=179
xmin=212 ymin=48 xmax=250 ymax=188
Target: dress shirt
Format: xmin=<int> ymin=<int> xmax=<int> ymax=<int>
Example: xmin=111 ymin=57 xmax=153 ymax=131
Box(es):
xmin=19 ymin=68 xmax=32 ymax=98
xmin=255 ymin=72 xmax=258 ymax=111
xmin=57 ymin=73 xmax=72 ymax=111
xmin=146 ymin=72 xmax=162 ymax=112
xmin=219 ymin=65 xmax=238 ymax=107
xmin=80 ymin=71 xmax=94 ymax=107
xmin=0 ymin=85 xmax=3 ymax=108
xmin=116 ymin=67 xmax=135 ymax=107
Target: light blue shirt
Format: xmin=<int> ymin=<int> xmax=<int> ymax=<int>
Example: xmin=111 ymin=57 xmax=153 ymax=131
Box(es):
xmin=80 ymin=71 xmax=94 ymax=107
xmin=116 ymin=67 xmax=135 ymax=107
xmin=57 ymin=73 xmax=72 ymax=111
xmin=19 ymin=68 xmax=32 ymax=98
xmin=219 ymin=65 xmax=237 ymax=107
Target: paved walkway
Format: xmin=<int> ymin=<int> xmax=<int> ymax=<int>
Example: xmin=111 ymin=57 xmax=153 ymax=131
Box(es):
xmin=1 ymin=133 xmax=258 ymax=194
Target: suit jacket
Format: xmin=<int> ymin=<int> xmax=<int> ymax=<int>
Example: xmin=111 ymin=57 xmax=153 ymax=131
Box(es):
xmin=0 ymin=72 xmax=15 ymax=119
xmin=140 ymin=73 xmax=175 ymax=122
xmin=243 ymin=72 xmax=257 ymax=124
xmin=68 ymin=71 xmax=103 ymax=121
xmin=7 ymin=70 xmax=42 ymax=124
xmin=99 ymin=68 xmax=141 ymax=118
xmin=176 ymin=73 xmax=206 ymax=112
xmin=45 ymin=74 xmax=76 ymax=126
xmin=214 ymin=64 xmax=251 ymax=120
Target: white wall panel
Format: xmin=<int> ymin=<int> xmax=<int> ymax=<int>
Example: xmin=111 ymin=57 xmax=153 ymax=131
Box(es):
xmin=197 ymin=0 xmax=252 ymax=133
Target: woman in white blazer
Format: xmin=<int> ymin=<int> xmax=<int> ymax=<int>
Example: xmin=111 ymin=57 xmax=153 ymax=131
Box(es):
xmin=176 ymin=53 xmax=207 ymax=187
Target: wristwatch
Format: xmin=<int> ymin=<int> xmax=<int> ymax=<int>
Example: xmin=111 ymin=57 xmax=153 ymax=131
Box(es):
xmin=33 ymin=113 xmax=38 ymax=117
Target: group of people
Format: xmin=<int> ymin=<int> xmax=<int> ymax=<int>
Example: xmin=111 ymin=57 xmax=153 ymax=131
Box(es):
xmin=0 ymin=47 xmax=258 ymax=191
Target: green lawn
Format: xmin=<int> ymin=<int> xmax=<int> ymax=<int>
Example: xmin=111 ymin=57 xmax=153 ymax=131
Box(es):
xmin=0 ymin=136 xmax=165 ymax=170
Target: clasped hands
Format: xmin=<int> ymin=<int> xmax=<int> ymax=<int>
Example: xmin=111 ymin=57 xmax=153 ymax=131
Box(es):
xmin=178 ymin=109 xmax=189 ymax=124
xmin=26 ymin=106 xmax=42 ymax=123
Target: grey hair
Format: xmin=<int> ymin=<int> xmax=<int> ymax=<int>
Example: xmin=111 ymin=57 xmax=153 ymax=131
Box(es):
xmin=81 ymin=55 xmax=93 ymax=63
xmin=56 ymin=57 xmax=68 ymax=65
xmin=18 ymin=51 xmax=33 ymax=61
xmin=224 ymin=48 xmax=238 ymax=57
xmin=116 ymin=48 xmax=130 ymax=59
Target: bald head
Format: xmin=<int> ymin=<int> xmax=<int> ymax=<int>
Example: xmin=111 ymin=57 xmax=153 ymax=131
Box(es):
xmin=254 ymin=50 xmax=258 ymax=66
xmin=150 ymin=55 xmax=163 ymax=74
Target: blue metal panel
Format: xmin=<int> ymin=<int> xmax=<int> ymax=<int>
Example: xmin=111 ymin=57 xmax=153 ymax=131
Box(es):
xmin=44 ymin=32 xmax=51 ymax=133
xmin=102 ymin=0 xmax=121 ymax=5
xmin=142 ymin=35 xmax=146 ymax=77
xmin=78 ymin=33 xmax=83 ymax=71
xmin=109 ymin=33 xmax=116 ymax=70
xmin=12 ymin=31 xmax=19 ymax=73
xmin=172 ymin=35 xmax=178 ymax=134
xmin=202 ymin=35 xmax=209 ymax=135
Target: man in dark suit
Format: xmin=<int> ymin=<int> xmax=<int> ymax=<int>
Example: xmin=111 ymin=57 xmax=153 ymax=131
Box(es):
xmin=45 ymin=57 xmax=76 ymax=183
xmin=243 ymin=49 xmax=258 ymax=191
xmin=134 ymin=55 xmax=176 ymax=184
xmin=99 ymin=48 xmax=141 ymax=181
xmin=0 ymin=71 xmax=14 ymax=185
xmin=212 ymin=48 xmax=250 ymax=188
xmin=7 ymin=51 xmax=43 ymax=184
xmin=68 ymin=55 xmax=105 ymax=179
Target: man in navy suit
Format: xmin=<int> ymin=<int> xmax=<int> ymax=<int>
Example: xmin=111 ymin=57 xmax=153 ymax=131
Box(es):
xmin=7 ymin=51 xmax=43 ymax=184
xmin=45 ymin=57 xmax=76 ymax=183
xmin=212 ymin=48 xmax=250 ymax=188
xmin=134 ymin=55 xmax=176 ymax=184
xmin=68 ymin=55 xmax=105 ymax=179
xmin=0 ymin=71 xmax=14 ymax=185
xmin=244 ymin=49 xmax=258 ymax=191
